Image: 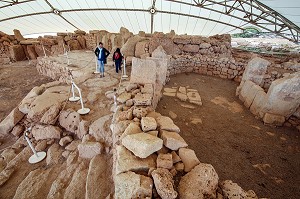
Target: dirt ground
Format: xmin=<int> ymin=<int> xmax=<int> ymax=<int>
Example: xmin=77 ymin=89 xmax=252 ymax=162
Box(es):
xmin=156 ymin=73 xmax=300 ymax=199
xmin=0 ymin=60 xmax=52 ymax=122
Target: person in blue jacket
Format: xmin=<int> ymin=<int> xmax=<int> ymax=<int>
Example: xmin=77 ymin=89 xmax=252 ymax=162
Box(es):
xmin=94 ymin=42 xmax=110 ymax=78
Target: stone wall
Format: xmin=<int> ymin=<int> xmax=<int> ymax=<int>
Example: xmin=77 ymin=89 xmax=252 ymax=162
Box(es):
xmin=236 ymin=57 xmax=300 ymax=128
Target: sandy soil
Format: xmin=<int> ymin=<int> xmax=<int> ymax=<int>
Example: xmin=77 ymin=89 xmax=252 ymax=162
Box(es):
xmin=0 ymin=60 xmax=52 ymax=122
xmin=156 ymin=73 xmax=300 ymax=199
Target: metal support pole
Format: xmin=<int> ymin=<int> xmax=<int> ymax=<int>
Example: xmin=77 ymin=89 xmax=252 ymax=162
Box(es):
xmin=122 ymin=55 xmax=128 ymax=80
xmin=24 ymin=129 xmax=46 ymax=164
xmin=69 ymin=80 xmax=80 ymax=102
xmin=72 ymin=82 xmax=90 ymax=114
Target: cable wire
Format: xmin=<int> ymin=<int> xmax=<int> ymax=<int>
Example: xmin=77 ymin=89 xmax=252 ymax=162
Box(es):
xmin=121 ymin=0 xmax=135 ymax=33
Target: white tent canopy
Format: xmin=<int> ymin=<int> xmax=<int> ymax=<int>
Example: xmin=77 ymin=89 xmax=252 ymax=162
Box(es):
xmin=0 ymin=0 xmax=299 ymax=42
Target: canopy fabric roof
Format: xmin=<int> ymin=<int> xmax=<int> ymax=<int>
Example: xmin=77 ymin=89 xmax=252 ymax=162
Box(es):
xmin=0 ymin=0 xmax=299 ymax=42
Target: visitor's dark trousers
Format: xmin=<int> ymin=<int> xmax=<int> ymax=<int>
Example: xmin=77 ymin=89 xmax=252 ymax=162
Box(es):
xmin=115 ymin=60 xmax=122 ymax=73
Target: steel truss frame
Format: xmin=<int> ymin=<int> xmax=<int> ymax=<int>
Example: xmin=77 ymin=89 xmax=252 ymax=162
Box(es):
xmin=0 ymin=0 xmax=299 ymax=43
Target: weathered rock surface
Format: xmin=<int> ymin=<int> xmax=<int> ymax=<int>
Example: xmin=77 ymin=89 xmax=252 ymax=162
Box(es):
xmin=122 ymin=133 xmax=163 ymax=158
xmin=151 ymin=168 xmax=178 ymax=199
xmin=115 ymin=171 xmax=153 ymax=199
xmin=133 ymin=93 xmax=152 ymax=106
xmin=10 ymin=124 xmax=24 ymax=137
xmin=141 ymin=117 xmax=157 ymax=132
xmin=178 ymin=163 xmax=219 ymax=199
xmin=130 ymin=58 xmax=157 ymax=85
xmin=78 ymin=142 xmax=103 ymax=159
xmin=117 ymin=92 xmax=132 ymax=103
xmin=121 ymin=35 xmax=144 ymax=57
xmin=116 ymin=145 xmax=156 ymax=174
xmin=59 ymin=109 xmax=81 ymax=134
xmin=40 ymin=103 xmax=61 ymax=125
xmin=46 ymin=143 xmax=63 ymax=165
xmin=59 ymin=136 xmax=73 ymax=147
xmin=220 ymin=180 xmax=258 ymax=199
xmin=86 ymin=155 xmax=111 ymax=199
xmin=64 ymin=163 xmax=88 ymax=199
xmin=89 ymin=114 xmax=112 ymax=144
xmin=0 ymin=108 xmax=24 ymax=137
xmin=120 ymin=122 xmax=142 ymax=141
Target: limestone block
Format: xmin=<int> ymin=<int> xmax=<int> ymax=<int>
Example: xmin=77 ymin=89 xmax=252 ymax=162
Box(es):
xmin=89 ymin=114 xmax=112 ymax=144
xmin=46 ymin=143 xmax=63 ymax=165
xmin=133 ymin=107 xmax=149 ymax=119
xmin=149 ymin=36 xmax=181 ymax=55
xmin=13 ymin=29 xmax=25 ymax=41
xmin=9 ymin=44 xmax=26 ymax=61
xmin=141 ymin=84 xmax=154 ymax=94
xmin=133 ymin=93 xmax=152 ymax=106
xmin=178 ymin=148 xmax=200 ymax=172
xmin=263 ymin=72 xmax=300 ymax=118
xmin=135 ymin=40 xmax=149 ymax=58
xmin=147 ymin=130 xmax=159 ymax=137
xmin=67 ymin=40 xmax=82 ymax=50
xmin=120 ymin=122 xmax=142 ymax=140
xmin=183 ymin=44 xmax=199 ymax=53
xmin=242 ymin=57 xmax=270 ymax=85
xmin=59 ymin=109 xmax=81 ymax=134
xmin=28 ymin=92 xmax=66 ymax=123
xmin=141 ymin=117 xmax=157 ymax=132
xmin=78 ymin=120 xmax=89 ymax=139
xmin=161 ymin=130 xmax=188 ymax=150
xmin=187 ymin=91 xmax=202 ymax=105
xmin=177 ymin=92 xmax=188 ymax=101
xmin=175 ymin=162 xmax=184 ymax=171
xmin=199 ymin=43 xmax=211 ymax=49
xmin=130 ymin=57 xmax=157 ymax=85
xmin=27 ymin=45 xmax=38 ymax=59
xmin=78 ymin=142 xmax=103 ymax=159
xmin=239 ymin=80 xmax=255 ymax=103
xmin=190 ymin=36 xmax=205 ymax=44
xmin=156 ymin=116 xmax=180 ymax=133
xmin=116 ymin=145 xmax=156 ymax=174
xmin=164 ymin=88 xmax=177 ymax=93
xmin=35 ymin=140 xmax=47 ymax=151
xmin=220 ymin=180 xmax=258 ymax=199
xmin=250 ymin=90 xmax=267 ymax=118
xmin=40 ymin=103 xmax=61 ymax=125
xmin=173 ymin=35 xmax=190 ymax=44
xmin=11 ymin=124 xmax=24 ymax=137
xmin=121 ymin=35 xmax=144 ymax=56
xmin=171 ymin=151 xmax=181 ymax=163
xmin=115 ymin=171 xmax=153 ymax=199
xmin=65 ymin=140 xmax=81 ymax=151
xmin=179 ymin=163 xmax=219 ymax=199
xmin=122 ymin=133 xmax=163 ymax=158
xmin=179 ymin=86 xmax=186 ymax=94
xmin=151 ymin=45 xmax=169 ymax=59
xmin=157 ymin=153 xmax=173 ymax=169
xmin=117 ymin=92 xmax=132 ymax=103
xmin=59 ymin=136 xmax=73 ymax=147
xmin=126 ymin=83 xmax=138 ymax=91
xmin=77 ymin=35 xmax=86 ymax=49
xmin=263 ymin=113 xmax=285 ymax=126
xmin=0 ymin=108 xmax=24 ymax=137
xmin=151 ymin=168 xmax=178 ymax=199
xmin=32 ymin=125 xmax=62 ymax=140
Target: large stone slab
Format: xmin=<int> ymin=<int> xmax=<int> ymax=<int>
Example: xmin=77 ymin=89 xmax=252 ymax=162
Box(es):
xmin=120 ymin=122 xmax=142 ymax=140
xmin=130 ymin=57 xmax=157 ymax=85
xmin=156 ymin=153 xmax=173 ymax=169
xmin=151 ymin=168 xmax=178 ymax=199
xmin=117 ymin=92 xmax=132 ymax=103
xmin=115 ymin=171 xmax=153 ymax=199
xmin=122 ymin=133 xmax=163 ymax=158
xmin=116 ymin=145 xmax=156 ymax=174
xmin=263 ymin=72 xmax=300 ymax=118
xmin=32 ymin=125 xmax=62 ymax=140
xmin=161 ymin=130 xmax=188 ymax=150
xmin=242 ymin=57 xmax=270 ymax=86
xmin=178 ymin=148 xmax=200 ymax=172
xmin=0 ymin=108 xmax=24 ymax=137
xmin=250 ymin=90 xmax=267 ymax=118
xmin=58 ymin=109 xmax=80 ymax=134
xmin=121 ymin=35 xmax=144 ymax=57
xmin=178 ymin=163 xmax=219 ymax=199
xmin=156 ymin=116 xmax=180 ymax=133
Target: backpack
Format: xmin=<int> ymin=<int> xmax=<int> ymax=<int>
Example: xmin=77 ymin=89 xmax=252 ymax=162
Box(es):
xmin=114 ymin=52 xmax=120 ymax=60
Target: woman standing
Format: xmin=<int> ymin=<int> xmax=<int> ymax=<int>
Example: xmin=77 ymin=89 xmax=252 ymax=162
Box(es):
xmin=112 ymin=48 xmax=123 ymax=73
